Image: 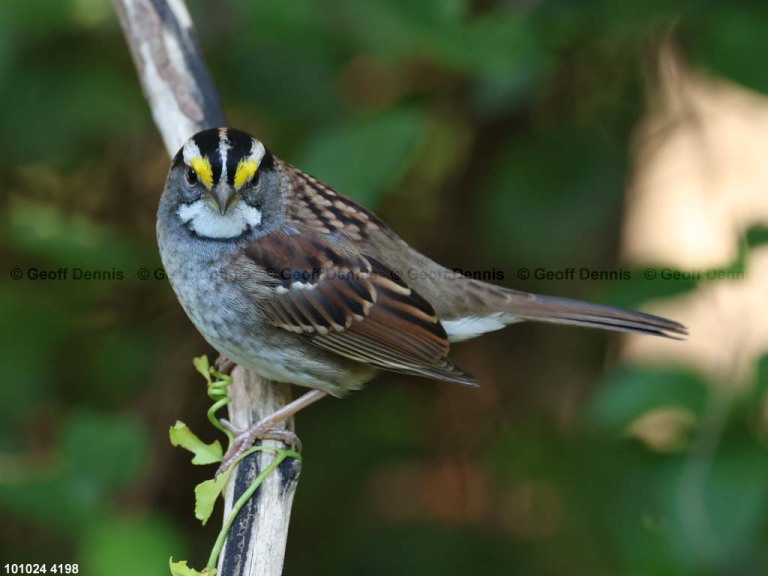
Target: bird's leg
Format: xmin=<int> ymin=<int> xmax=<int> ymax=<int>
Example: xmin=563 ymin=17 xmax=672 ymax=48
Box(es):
xmin=214 ymin=354 xmax=236 ymax=376
xmin=218 ymin=389 xmax=328 ymax=474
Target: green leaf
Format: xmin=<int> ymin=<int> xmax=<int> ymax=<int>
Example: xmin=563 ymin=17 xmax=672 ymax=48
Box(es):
xmin=193 ymin=355 xmax=212 ymax=383
xmin=691 ymin=6 xmax=768 ymax=94
xmin=750 ymin=354 xmax=768 ymax=405
xmin=63 ymin=410 xmax=148 ymax=492
xmin=434 ymin=14 xmax=544 ymax=76
xmin=169 ymin=559 xmax=214 ymax=576
xmin=327 ymin=0 xmax=468 ymax=61
xmin=0 ymin=472 xmax=84 ymax=530
xmin=80 ymin=515 xmax=186 ymax=576
xmin=0 ymin=411 xmax=149 ymax=531
xmin=89 ymin=330 xmax=157 ymax=406
xmin=597 ymin=267 xmax=700 ymax=310
xmin=657 ymin=442 xmax=768 ymax=569
xmin=479 ymin=128 xmax=625 ymax=269
xmin=0 ymin=285 xmax=71 ymax=436
xmin=587 ymin=367 xmax=709 ymax=434
xmin=194 ymin=469 xmax=233 ymax=525
xmin=8 ymin=202 xmax=146 ymax=271
xmin=745 ymin=225 xmax=768 ymax=249
xmin=169 ymin=421 xmax=223 ymax=465
xmin=298 ymin=107 xmax=427 ymax=207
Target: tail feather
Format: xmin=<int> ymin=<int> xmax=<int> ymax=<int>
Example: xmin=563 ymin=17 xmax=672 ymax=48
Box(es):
xmin=517 ymin=294 xmax=688 ymax=339
xmin=440 ymin=283 xmax=688 ymax=342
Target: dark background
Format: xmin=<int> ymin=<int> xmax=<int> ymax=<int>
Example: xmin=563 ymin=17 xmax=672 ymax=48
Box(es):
xmin=2 ymin=1 xmax=767 ymax=574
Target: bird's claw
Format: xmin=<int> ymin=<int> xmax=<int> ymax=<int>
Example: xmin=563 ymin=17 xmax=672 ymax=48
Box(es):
xmin=214 ymin=355 xmax=236 ymax=376
xmin=216 ymin=420 xmax=301 ymax=476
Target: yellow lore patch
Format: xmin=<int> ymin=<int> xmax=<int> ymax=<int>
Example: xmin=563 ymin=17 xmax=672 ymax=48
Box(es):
xmin=234 ymin=159 xmax=259 ymax=190
xmin=190 ymin=156 xmax=214 ymax=189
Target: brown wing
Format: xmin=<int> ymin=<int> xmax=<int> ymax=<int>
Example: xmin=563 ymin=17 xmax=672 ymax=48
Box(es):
xmin=243 ymin=229 xmax=476 ymax=385
xmin=284 ymin=165 xmax=392 ymax=242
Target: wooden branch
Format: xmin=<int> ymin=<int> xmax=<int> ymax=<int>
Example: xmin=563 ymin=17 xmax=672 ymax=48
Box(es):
xmin=218 ymin=368 xmax=301 ymax=576
xmin=114 ymin=2 xmax=300 ymax=574
xmin=113 ymin=0 xmax=225 ymax=151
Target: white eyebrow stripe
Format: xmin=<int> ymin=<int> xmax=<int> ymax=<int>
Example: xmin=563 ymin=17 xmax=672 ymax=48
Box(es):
xmin=219 ymin=128 xmax=231 ymax=182
xmin=182 ymin=140 xmax=202 ymax=165
xmin=248 ymin=139 xmax=266 ymax=163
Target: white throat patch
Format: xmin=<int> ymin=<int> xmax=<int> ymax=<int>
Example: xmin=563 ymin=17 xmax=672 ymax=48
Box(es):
xmin=177 ymin=200 xmax=263 ymax=239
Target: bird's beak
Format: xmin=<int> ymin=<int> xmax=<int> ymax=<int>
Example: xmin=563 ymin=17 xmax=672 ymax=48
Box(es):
xmin=212 ymin=182 xmax=237 ymax=215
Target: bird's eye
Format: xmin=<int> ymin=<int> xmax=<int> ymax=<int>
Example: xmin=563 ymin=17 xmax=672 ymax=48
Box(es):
xmin=185 ymin=167 xmax=198 ymax=185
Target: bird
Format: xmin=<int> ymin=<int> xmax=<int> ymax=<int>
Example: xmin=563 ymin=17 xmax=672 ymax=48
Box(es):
xmin=157 ymin=127 xmax=686 ymax=464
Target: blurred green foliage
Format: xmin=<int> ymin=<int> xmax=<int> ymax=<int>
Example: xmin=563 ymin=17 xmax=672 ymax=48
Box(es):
xmin=2 ymin=0 xmax=768 ymax=575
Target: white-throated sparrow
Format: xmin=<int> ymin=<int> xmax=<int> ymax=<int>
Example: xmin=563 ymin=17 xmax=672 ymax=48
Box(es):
xmin=157 ymin=128 xmax=686 ymax=461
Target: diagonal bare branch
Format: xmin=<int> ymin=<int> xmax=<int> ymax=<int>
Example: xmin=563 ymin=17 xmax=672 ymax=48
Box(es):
xmin=114 ymin=1 xmax=300 ymax=574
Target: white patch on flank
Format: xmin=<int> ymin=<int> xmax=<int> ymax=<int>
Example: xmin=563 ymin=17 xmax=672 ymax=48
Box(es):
xmin=442 ymin=312 xmax=518 ymax=342
xmin=182 ymin=139 xmax=202 ymax=165
xmin=178 ymin=200 xmax=262 ymax=239
xmin=218 ymin=129 xmax=231 ymax=182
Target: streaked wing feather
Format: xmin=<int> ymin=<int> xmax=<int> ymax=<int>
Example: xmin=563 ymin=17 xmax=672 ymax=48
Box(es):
xmin=243 ymin=230 xmax=476 ymax=385
xmin=317 ymin=329 xmax=476 ymax=385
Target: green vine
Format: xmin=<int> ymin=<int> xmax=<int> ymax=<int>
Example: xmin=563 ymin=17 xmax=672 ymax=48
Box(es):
xmin=197 ymin=356 xmax=235 ymax=444
xmin=168 ymin=355 xmax=302 ymax=576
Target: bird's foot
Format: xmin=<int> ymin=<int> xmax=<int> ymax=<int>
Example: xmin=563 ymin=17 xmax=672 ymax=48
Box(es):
xmin=214 ymin=354 xmax=236 ymax=376
xmin=217 ymin=418 xmax=301 ymax=475
xmin=215 ymin=389 xmax=327 ymax=475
